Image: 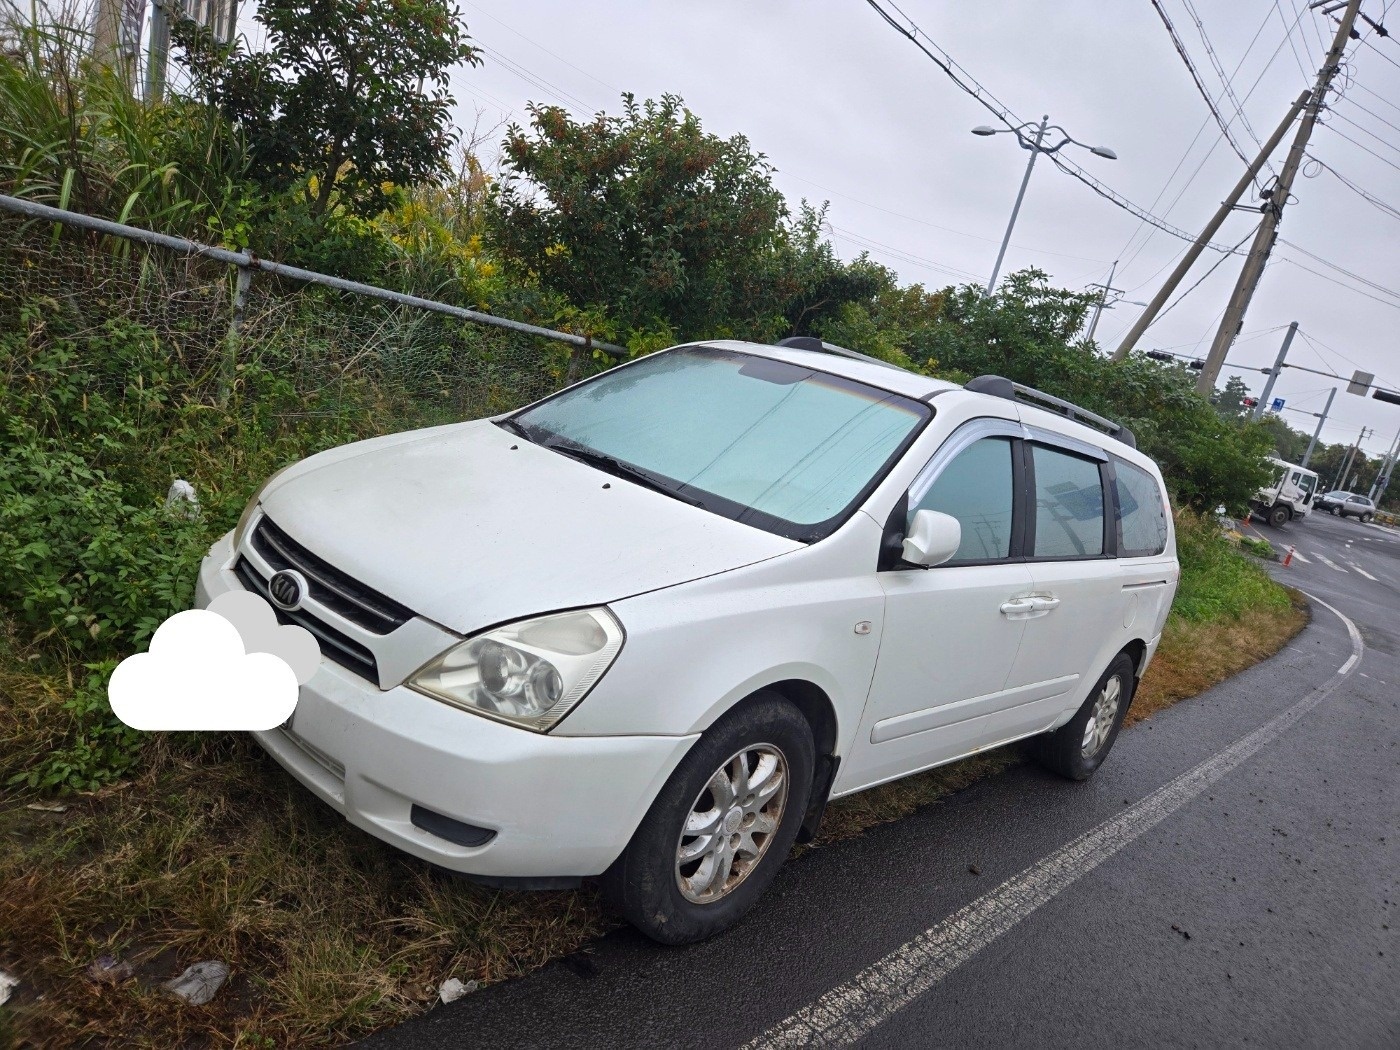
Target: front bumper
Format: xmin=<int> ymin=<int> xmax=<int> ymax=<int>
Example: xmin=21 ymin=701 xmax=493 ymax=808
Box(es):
xmin=196 ymin=530 xmax=697 ymax=878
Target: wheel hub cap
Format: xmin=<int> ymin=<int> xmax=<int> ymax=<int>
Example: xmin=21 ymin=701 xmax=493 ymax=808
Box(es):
xmin=674 ymin=743 xmax=789 ymax=905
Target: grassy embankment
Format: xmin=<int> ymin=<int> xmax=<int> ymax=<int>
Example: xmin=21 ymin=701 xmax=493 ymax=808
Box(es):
xmin=0 ymin=505 xmax=1305 ymax=1047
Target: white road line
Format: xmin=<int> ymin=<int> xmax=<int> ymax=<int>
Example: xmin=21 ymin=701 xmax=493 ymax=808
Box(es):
xmin=1346 ymin=561 xmax=1379 ymax=581
xmin=1289 ymin=549 xmax=1311 ymax=564
xmin=746 ymin=597 xmax=1364 ymax=1049
xmin=1315 ymin=553 xmax=1349 ymax=573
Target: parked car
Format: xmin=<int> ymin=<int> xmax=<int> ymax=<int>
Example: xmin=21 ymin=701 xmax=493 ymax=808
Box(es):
xmin=1316 ymin=490 xmax=1377 ymax=522
xmin=196 ymin=338 xmax=1180 ymax=943
xmin=1250 ymin=457 xmax=1319 ymax=528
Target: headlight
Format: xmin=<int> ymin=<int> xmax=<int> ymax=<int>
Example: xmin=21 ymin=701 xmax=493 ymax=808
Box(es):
xmin=232 ymin=463 xmax=294 ymax=550
xmin=407 ymin=608 xmax=625 ymax=732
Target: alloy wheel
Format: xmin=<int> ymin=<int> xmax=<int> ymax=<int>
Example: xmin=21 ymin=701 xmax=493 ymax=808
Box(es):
xmin=1081 ymin=675 xmax=1123 ymax=758
xmin=674 ymin=744 xmax=788 ymax=904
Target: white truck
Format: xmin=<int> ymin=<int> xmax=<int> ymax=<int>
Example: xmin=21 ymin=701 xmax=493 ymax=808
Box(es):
xmin=1252 ymin=456 xmax=1319 ymax=528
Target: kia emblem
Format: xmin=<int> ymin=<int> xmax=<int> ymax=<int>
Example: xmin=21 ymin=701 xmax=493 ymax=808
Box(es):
xmin=267 ymin=569 xmax=308 ymax=611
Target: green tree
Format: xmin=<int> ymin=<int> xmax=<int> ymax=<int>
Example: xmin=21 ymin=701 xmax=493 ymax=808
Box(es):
xmin=906 ymin=269 xmax=1273 ymax=510
xmin=1214 ymin=375 xmax=1251 ymax=418
xmin=174 ymin=0 xmax=481 ymax=219
xmin=488 ymin=94 xmax=790 ymax=340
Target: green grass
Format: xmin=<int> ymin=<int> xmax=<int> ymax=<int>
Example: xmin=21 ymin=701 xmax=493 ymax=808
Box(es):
xmin=1170 ymin=510 xmax=1291 ymax=623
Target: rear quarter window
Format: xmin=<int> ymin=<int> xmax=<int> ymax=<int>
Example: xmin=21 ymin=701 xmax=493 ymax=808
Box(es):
xmin=1112 ymin=458 xmax=1169 ymax=558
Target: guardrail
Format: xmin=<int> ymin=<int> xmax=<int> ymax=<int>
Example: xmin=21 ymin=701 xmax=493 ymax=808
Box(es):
xmin=0 ymin=194 xmax=628 ymax=387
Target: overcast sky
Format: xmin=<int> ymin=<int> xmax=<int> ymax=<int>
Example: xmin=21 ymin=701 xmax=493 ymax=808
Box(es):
xmin=242 ymin=0 xmax=1400 ymax=462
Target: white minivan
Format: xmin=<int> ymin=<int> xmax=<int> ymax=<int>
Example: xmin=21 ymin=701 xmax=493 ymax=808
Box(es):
xmin=196 ymin=338 xmax=1179 ymax=943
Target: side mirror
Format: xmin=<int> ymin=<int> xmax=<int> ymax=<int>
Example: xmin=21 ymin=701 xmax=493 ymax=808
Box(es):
xmin=901 ymin=509 xmax=962 ymax=567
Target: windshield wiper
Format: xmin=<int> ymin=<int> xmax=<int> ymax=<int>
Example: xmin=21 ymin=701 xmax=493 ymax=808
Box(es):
xmin=495 ymin=417 xmax=532 ymax=439
xmin=543 ymin=441 xmax=703 ymax=507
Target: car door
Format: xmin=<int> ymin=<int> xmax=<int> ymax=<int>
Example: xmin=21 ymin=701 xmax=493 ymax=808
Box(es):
xmin=999 ymin=433 xmax=1125 ymax=743
xmin=839 ymin=420 xmax=1037 ymax=793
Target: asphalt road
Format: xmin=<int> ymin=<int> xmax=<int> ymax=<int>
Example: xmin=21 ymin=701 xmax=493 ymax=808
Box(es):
xmin=364 ymin=510 xmax=1398 ymax=1050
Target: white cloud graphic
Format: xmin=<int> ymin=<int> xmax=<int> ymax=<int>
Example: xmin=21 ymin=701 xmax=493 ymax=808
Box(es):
xmin=208 ymin=591 xmax=320 ymax=685
xmin=109 ymin=609 xmax=299 ymax=731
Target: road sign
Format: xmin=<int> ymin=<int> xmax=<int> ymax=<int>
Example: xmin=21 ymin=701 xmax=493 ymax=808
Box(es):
xmin=1271 ymin=397 xmax=1285 ymax=412
xmin=1348 ymin=370 xmax=1374 ymax=396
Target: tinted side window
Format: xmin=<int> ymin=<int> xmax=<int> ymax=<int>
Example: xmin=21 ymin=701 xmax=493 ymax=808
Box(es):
xmin=1112 ymin=458 xmax=1169 ymax=557
xmin=912 ymin=437 xmax=1015 ymax=562
xmin=1032 ymin=445 xmax=1105 ymax=558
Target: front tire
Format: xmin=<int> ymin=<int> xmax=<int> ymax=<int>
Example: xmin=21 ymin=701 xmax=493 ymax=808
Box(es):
xmin=602 ymin=692 xmax=814 ymax=945
xmin=1267 ymin=504 xmax=1290 ymax=528
xmin=1034 ymin=653 xmax=1136 ymax=781
xmin=1361 ymin=513 xmax=1373 ymax=523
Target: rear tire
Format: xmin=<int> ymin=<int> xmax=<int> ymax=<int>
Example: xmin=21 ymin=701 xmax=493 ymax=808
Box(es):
xmin=601 ymin=692 xmax=814 ymax=945
xmin=1267 ymin=504 xmax=1290 ymax=529
xmin=1361 ymin=513 xmax=1373 ymax=523
xmin=1034 ymin=653 xmax=1136 ymax=781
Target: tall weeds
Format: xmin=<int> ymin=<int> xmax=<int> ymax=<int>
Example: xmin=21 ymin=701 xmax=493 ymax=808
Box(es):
xmin=0 ymin=0 xmax=247 ymax=239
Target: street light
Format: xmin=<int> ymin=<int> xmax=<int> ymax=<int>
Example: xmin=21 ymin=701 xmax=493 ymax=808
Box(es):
xmin=974 ymin=116 xmax=1118 ymax=294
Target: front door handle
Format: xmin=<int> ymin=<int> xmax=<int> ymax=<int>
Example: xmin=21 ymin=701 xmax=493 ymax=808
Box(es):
xmin=1000 ymin=598 xmax=1037 ymax=617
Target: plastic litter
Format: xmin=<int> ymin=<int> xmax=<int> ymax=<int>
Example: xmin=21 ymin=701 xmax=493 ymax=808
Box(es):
xmin=0 ymin=970 xmax=17 ymax=1006
xmin=164 ymin=479 xmax=201 ymax=519
xmin=438 ymin=977 xmax=478 ymax=1004
xmin=163 ymin=960 xmax=229 ymax=1005
xmin=87 ymin=954 xmax=134 ymax=986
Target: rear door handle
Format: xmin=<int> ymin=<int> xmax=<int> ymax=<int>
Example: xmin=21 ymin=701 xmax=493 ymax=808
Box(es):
xmin=1030 ymin=596 xmax=1061 ymax=612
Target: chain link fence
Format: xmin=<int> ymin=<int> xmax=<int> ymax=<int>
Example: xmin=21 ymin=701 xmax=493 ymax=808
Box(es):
xmin=0 ymin=197 xmax=624 ymax=433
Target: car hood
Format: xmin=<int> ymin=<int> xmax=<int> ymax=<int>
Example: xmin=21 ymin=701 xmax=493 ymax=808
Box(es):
xmin=259 ymin=420 xmax=803 ymax=634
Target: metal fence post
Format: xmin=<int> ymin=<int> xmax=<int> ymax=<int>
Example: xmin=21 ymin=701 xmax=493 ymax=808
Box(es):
xmin=221 ymin=264 xmax=253 ymax=404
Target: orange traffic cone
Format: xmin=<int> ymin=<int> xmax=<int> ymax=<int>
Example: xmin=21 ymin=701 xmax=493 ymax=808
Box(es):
xmin=1242 ymin=507 xmax=1252 ymax=527
xmin=1282 ymin=545 xmax=1295 ymax=568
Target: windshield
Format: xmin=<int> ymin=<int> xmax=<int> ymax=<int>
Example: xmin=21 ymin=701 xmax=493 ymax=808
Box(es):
xmin=509 ymin=346 xmax=930 ymax=540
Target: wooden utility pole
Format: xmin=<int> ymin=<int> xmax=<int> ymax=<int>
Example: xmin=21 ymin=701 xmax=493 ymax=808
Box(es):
xmin=1112 ymin=91 xmax=1309 ymax=361
xmin=1195 ymin=0 xmax=1363 ymax=393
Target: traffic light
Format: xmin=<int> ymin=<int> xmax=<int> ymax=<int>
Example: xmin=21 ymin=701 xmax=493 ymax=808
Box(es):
xmin=1145 ymin=350 xmax=1174 ymax=362
xmin=1374 ymin=388 xmax=1400 ymax=406
xmin=1188 ymin=359 xmax=1205 ymax=370
xmin=1241 ymin=397 xmax=1258 ymax=408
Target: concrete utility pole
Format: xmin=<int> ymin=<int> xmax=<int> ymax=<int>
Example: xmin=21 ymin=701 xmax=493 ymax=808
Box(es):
xmin=1112 ymin=91 xmax=1309 ymax=361
xmin=1085 ymin=260 xmax=1121 ymax=345
xmin=1252 ymin=321 xmax=1298 ymax=419
xmin=1369 ymin=426 xmax=1400 ymax=503
xmin=1337 ymin=425 xmax=1373 ymax=490
xmin=1196 ymin=0 xmax=1364 ymax=393
xmin=1301 ymin=387 xmax=1335 ymax=468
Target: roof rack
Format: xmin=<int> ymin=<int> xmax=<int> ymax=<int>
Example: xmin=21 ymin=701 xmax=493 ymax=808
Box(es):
xmin=965 ymin=374 xmax=1137 ymax=449
xmin=774 ymin=336 xmax=910 ymax=373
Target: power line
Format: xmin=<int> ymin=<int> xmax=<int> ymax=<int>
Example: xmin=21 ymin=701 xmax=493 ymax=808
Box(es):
xmin=779 ymin=172 xmax=1110 ymax=264
xmin=1352 ymin=79 xmax=1400 ymax=118
xmin=1339 ymin=94 xmax=1400 ymax=140
xmin=1328 ymin=109 xmax=1400 ymax=160
xmin=1307 ymin=154 xmax=1400 ymax=221
xmin=1116 ymin=8 xmax=1304 ymax=283
xmin=1150 ymin=0 xmax=1259 ymax=173
xmin=1179 ymin=0 xmax=1271 ymax=152
xmin=829 ymin=224 xmax=983 ymax=283
xmin=1273 ymin=0 xmax=1317 ymax=78
xmin=1147 ymin=224 xmax=1260 ymax=327
xmin=1357 ymin=33 xmax=1400 ymax=71
xmin=1322 ymin=122 xmax=1400 ymax=171
xmin=1279 ymin=257 xmax=1400 ymax=311
xmin=859 ymin=0 xmax=1244 ymax=254
xmin=1279 ymin=239 xmax=1400 ymax=302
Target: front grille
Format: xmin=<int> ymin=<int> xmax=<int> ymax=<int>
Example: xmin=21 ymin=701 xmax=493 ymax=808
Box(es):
xmin=235 ymin=557 xmax=380 ymax=684
xmin=250 ymin=517 xmax=412 ymax=635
